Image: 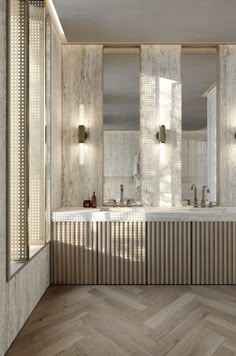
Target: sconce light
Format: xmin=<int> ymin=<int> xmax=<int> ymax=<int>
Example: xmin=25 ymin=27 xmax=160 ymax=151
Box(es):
xmin=78 ymin=125 xmax=88 ymax=143
xmin=156 ymin=125 xmax=166 ymax=143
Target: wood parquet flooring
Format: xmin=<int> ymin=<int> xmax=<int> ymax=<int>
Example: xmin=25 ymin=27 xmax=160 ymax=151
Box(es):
xmin=6 ymin=286 xmax=236 ymax=356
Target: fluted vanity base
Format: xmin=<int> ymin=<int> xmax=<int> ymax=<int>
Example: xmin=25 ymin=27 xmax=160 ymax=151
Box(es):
xmin=51 ymin=222 xmax=97 ymax=284
xmin=51 ymin=221 xmax=236 ymax=285
xmin=147 ymin=222 xmax=191 ymax=285
xmin=97 ymin=222 xmax=146 ymax=285
xmin=192 ymin=221 xmax=236 ymax=285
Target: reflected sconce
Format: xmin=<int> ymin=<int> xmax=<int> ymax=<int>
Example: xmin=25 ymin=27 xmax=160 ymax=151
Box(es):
xmin=156 ymin=125 xmax=166 ymax=143
xmin=78 ymin=125 xmax=88 ymax=143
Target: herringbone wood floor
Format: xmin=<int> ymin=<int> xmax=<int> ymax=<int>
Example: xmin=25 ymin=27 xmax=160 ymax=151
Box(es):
xmin=6 ymin=286 xmax=236 ymax=356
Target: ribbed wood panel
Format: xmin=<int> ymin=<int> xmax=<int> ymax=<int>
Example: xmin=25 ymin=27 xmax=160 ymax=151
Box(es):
xmin=51 ymin=222 xmax=97 ymax=284
xmin=97 ymin=222 xmax=146 ymax=284
xmin=147 ymin=221 xmax=191 ymax=284
xmin=192 ymin=221 xmax=236 ymax=284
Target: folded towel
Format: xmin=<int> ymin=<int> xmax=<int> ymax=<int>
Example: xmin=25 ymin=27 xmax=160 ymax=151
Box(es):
xmin=133 ymin=154 xmax=141 ymax=191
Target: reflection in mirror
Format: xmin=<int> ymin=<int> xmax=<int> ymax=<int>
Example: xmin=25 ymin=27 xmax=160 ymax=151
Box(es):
xmin=103 ymin=50 xmax=140 ymax=205
xmin=181 ymin=50 xmax=217 ymax=204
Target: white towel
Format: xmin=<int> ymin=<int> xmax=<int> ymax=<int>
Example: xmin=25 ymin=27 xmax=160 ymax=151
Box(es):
xmin=133 ymin=154 xmax=141 ymax=191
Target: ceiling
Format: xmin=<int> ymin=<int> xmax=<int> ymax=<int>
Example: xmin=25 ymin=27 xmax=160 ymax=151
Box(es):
xmin=53 ymin=0 xmax=219 ymax=131
xmin=54 ymin=0 xmax=236 ymax=43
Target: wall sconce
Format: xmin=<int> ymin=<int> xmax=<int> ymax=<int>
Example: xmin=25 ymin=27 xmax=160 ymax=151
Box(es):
xmin=156 ymin=125 xmax=166 ymax=143
xmin=78 ymin=125 xmax=88 ymax=143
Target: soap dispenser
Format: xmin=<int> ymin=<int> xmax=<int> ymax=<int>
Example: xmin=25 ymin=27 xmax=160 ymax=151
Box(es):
xmin=91 ymin=192 xmax=97 ymax=208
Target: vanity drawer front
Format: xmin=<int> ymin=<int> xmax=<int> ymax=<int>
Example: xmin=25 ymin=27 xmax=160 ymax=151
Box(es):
xmin=147 ymin=221 xmax=191 ymax=285
xmin=51 ymin=221 xmax=97 ymax=284
xmin=97 ymin=222 xmax=146 ymax=285
xmin=192 ymin=221 xmax=236 ymax=285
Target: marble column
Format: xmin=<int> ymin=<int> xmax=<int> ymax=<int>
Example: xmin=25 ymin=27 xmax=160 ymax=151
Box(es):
xmin=219 ymin=45 xmax=236 ymax=206
xmin=50 ymin=20 xmax=62 ymax=210
xmin=140 ymin=45 xmax=182 ymax=207
xmin=62 ymin=45 xmax=103 ymax=206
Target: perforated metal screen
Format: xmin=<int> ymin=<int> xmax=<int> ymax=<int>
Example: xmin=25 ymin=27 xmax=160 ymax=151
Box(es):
xmin=29 ymin=0 xmax=46 ymax=245
xmin=8 ymin=0 xmax=30 ymax=261
xmin=8 ymin=0 xmax=46 ymax=262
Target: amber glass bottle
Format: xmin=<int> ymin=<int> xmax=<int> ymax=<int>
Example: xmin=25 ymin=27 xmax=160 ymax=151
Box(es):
xmin=91 ymin=192 xmax=97 ymax=208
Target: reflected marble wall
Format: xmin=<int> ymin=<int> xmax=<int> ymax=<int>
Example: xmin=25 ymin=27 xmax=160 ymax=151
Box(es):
xmin=182 ymin=130 xmax=207 ymax=200
xmin=103 ymin=131 xmax=140 ymax=201
xmin=207 ymin=86 xmax=217 ymax=202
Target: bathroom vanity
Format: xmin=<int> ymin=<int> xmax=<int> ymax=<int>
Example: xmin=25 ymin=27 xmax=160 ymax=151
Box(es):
xmin=50 ymin=44 xmax=236 ymax=286
xmin=51 ymin=207 xmax=236 ymax=285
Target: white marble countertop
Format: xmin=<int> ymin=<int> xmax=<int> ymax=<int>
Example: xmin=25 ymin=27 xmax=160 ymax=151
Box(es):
xmin=52 ymin=206 xmax=236 ymax=222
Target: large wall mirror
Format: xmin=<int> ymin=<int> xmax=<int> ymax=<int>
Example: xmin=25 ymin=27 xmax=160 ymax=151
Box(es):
xmin=181 ymin=49 xmax=217 ymax=203
xmin=103 ymin=49 xmax=141 ymax=204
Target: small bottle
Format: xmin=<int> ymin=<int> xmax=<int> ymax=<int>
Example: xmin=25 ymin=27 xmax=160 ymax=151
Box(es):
xmin=91 ymin=192 xmax=97 ymax=208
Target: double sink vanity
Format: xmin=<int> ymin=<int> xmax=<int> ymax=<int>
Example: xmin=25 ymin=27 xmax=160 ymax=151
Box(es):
xmin=51 ymin=45 xmax=236 ymax=286
xmin=52 ymin=205 xmax=236 ymax=286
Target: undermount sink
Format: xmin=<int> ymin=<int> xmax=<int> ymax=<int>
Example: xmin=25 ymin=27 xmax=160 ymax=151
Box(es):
xmin=101 ymin=206 xmax=143 ymax=212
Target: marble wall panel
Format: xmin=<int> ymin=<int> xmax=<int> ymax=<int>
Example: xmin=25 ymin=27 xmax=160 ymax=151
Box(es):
xmin=140 ymin=45 xmax=182 ymax=206
xmin=219 ymin=45 xmax=236 ymax=206
xmin=51 ymin=20 xmax=62 ymax=210
xmin=62 ymin=45 xmax=103 ymax=206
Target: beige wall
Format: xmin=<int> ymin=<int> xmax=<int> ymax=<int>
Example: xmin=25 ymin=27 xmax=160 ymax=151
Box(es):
xmin=0 ymin=2 xmax=50 ymax=355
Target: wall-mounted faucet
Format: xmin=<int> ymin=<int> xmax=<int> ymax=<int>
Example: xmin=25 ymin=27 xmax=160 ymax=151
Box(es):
xmin=201 ymin=185 xmax=210 ymax=207
xmin=120 ymin=184 xmax=124 ymax=206
xmin=191 ymin=184 xmax=198 ymax=207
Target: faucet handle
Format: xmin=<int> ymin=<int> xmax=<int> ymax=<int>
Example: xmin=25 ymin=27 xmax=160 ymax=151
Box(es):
xmin=202 ymin=185 xmax=210 ymax=193
xmin=127 ymin=199 xmax=135 ymax=207
xmin=109 ymin=199 xmax=117 ymax=207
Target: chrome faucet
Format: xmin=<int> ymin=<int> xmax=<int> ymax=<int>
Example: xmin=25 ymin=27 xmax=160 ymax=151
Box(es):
xmin=191 ymin=184 xmax=198 ymax=207
xmin=120 ymin=184 xmax=124 ymax=206
xmin=201 ymin=185 xmax=210 ymax=207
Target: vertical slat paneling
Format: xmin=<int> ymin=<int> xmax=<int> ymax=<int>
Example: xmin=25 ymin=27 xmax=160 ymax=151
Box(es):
xmin=147 ymin=221 xmax=191 ymax=284
xmin=52 ymin=220 xmax=236 ymax=285
xmin=192 ymin=221 xmax=236 ymax=284
xmin=51 ymin=221 xmax=97 ymax=284
xmin=97 ymin=221 xmax=146 ymax=285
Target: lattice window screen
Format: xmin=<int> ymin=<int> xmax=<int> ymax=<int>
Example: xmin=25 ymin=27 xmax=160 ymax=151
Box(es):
xmin=8 ymin=0 xmax=29 ymax=261
xmin=29 ymin=0 xmax=46 ymax=245
xmin=46 ymin=16 xmax=51 ymax=242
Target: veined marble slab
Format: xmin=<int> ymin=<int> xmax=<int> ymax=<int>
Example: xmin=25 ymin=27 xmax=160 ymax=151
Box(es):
xmin=62 ymin=45 xmax=103 ymax=207
xmin=140 ymin=45 xmax=182 ymax=207
xmin=52 ymin=206 xmax=236 ymax=222
xmin=219 ymin=45 xmax=236 ymax=206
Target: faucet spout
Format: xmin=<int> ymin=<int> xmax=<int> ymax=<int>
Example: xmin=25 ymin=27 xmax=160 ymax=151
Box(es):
xmin=191 ymin=184 xmax=198 ymax=208
xmin=201 ymin=185 xmax=210 ymax=208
